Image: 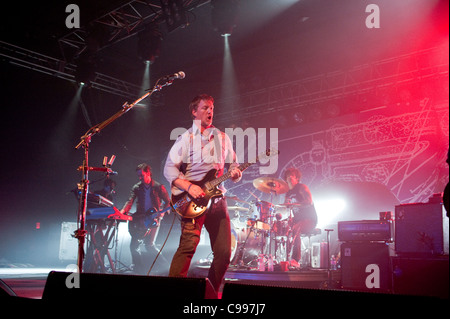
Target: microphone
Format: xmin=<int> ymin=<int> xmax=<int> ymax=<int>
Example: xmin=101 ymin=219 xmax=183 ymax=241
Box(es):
xmin=162 ymin=71 xmax=185 ymax=81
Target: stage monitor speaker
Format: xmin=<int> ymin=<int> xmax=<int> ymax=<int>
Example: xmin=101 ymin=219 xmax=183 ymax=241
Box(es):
xmin=340 ymin=242 xmax=391 ymax=292
xmin=0 ymin=279 xmax=16 ymax=297
xmin=221 ymin=282 xmax=433 ymax=308
xmin=392 ymin=256 xmax=449 ymax=299
xmin=395 ymin=202 xmax=449 ymax=256
xmin=42 ymin=271 xmax=216 ymax=299
xmin=223 ymin=282 xmax=371 ymax=300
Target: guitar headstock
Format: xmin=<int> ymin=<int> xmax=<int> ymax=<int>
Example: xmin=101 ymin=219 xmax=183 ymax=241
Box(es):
xmin=254 ymin=148 xmax=279 ymax=163
xmin=265 ymin=148 xmax=279 ymax=157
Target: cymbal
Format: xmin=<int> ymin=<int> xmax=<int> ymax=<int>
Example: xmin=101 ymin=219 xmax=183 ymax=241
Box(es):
xmin=253 ymin=177 xmax=289 ymax=195
xmin=227 ymin=206 xmax=250 ymax=212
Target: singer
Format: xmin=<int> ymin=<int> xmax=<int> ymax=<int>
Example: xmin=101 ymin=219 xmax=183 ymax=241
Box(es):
xmin=164 ymin=94 xmax=243 ymax=297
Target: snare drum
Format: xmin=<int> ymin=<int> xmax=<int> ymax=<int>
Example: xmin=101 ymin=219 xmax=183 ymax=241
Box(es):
xmin=273 ymin=219 xmax=290 ymax=237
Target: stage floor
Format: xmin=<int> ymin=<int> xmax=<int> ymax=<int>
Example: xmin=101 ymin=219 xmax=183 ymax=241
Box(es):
xmin=196 ymin=265 xmax=341 ymax=289
xmin=0 ymin=268 xmax=60 ymax=299
xmin=0 ymin=266 xmax=340 ymax=299
xmin=1 ymin=263 xmax=447 ymax=301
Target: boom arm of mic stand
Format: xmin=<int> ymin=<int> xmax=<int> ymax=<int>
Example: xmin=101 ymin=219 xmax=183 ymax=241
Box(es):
xmin=75 ymin=80 xmax=164 ymax=150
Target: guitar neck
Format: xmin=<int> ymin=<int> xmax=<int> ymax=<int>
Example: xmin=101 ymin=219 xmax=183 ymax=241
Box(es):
xmin=209 ymin=162 xmax=253 ymax=188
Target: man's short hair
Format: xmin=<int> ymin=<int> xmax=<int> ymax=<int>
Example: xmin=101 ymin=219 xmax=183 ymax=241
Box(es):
xmin=136 ymin=163 xmax=151 ymax=173
xmin=284 ymin=167 xmax=301 ymax=181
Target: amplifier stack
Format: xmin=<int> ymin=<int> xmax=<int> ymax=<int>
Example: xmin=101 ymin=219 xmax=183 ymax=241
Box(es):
xmin=338 ymin=219 xmax=393 ymax=292
xmin=337 ymin=197 xmax=448 ymax=298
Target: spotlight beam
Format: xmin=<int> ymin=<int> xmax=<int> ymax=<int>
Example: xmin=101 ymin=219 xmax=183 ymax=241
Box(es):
xmin=220 ymin=35 xmax=239 ymax=113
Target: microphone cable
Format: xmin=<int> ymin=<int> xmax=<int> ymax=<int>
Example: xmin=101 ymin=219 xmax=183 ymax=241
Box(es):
xmin=146 ymin=203 xmax=178 ymax=276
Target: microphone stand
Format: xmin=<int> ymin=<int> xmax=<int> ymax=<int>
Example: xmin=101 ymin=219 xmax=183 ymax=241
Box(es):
xmin=74 ymin=78 xmax=174 ymax=273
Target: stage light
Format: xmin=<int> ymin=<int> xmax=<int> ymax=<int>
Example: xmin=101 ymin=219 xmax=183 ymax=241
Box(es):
xmin=221 ymin=33 xmax=239 ymax=104
xmin=137 ymin=24 xmax=162 ymax=64
xmin=136 ymin=58 xmax=151 ymax=113
xmin=160 ymin=0 xmax=187 ymax=32
xmin=314 ymin=198 xmax=347 ymax=229
xmin=211 ymin=0 xmax=240 ymax=36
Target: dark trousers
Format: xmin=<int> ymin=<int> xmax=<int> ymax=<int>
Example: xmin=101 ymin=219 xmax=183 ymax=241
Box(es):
xmin=169 ymin=198 xmax=231 ymax=292
xmin=289 ymin=219 xmax=317 ymax=262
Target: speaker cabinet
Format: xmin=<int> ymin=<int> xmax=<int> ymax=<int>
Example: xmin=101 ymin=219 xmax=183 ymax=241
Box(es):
xmin=395 ymin=202 xmax=449 ymax=256
xmin=222 ymin=282 xmax=426 ymax=306
xmin=340 ymin=242 xmax=391 ymax=292
xmin=42 ymin=271 xmax=216 ymax=299
xmin=0 ymin=279 xmax=16 ymax=297
xmin=392 ymin=257 xmax=449 ymax=299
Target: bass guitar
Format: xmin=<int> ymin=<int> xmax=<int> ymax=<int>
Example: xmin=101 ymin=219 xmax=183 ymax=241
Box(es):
xmin=171 ymin=148 xmax=279 ymax=219
xmin=128 ymin=206 xmax=171 ymax=237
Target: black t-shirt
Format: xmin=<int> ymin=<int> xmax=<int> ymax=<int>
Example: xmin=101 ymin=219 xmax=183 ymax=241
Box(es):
xmin=285 ymin=183 xmax=318 ymax=225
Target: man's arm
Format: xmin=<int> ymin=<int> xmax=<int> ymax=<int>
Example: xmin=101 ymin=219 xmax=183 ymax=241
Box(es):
xmin=297 ymin=184 xmax=313 ymax=206
xmin=120 ymin=186 xmax=137 ymax=214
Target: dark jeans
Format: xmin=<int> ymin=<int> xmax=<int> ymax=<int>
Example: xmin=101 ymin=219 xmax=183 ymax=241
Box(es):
xmin=169 ymin=198 xmax=231 ymax=292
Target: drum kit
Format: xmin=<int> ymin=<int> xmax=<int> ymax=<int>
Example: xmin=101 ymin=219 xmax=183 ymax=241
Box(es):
xmin=228 ymin=177 xmax=301 ymax=270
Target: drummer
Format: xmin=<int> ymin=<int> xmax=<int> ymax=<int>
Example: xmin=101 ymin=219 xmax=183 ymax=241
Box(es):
xmin=283 ymin=167 xmax=317 ymax=267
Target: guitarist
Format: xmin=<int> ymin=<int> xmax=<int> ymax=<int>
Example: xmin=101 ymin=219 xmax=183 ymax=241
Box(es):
xmin=120 ymin=163 xmax=171 ymax=275
xmin=164 ymin=94 xmax=242 ymax=296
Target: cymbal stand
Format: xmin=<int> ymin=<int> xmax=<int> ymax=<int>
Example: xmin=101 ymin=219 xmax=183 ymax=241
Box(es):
xmin=74 ymin=77 xmax=175 ymax=273
xmin=264 ymin=191 xmax=276 ymax=266
xmin=325 ymin=228 xmax=334 ymax=287
xmin=233 ymin=223 xmax=257 ymax=268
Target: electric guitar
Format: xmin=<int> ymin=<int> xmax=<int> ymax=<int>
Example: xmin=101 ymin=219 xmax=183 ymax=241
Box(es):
xmin=128 ymin=206 xmax=171 ymax=237
xmin=171 ymin=148 xmax=279 ymax=219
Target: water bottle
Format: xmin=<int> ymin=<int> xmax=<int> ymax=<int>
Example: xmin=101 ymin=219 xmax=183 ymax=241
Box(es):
xmin=330 ymin=255 xmax=337 ymax=270
xmin=267 ymin=255 xmax=274 ymax=272
xmin=258 ymin=254 xmax=265 ymax=271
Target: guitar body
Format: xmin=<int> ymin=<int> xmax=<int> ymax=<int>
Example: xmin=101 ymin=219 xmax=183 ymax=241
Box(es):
xmin=171 ymin=149 xmax=279 ymax=219
xmin=172 ymin=170 xmax=223 ymax=219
